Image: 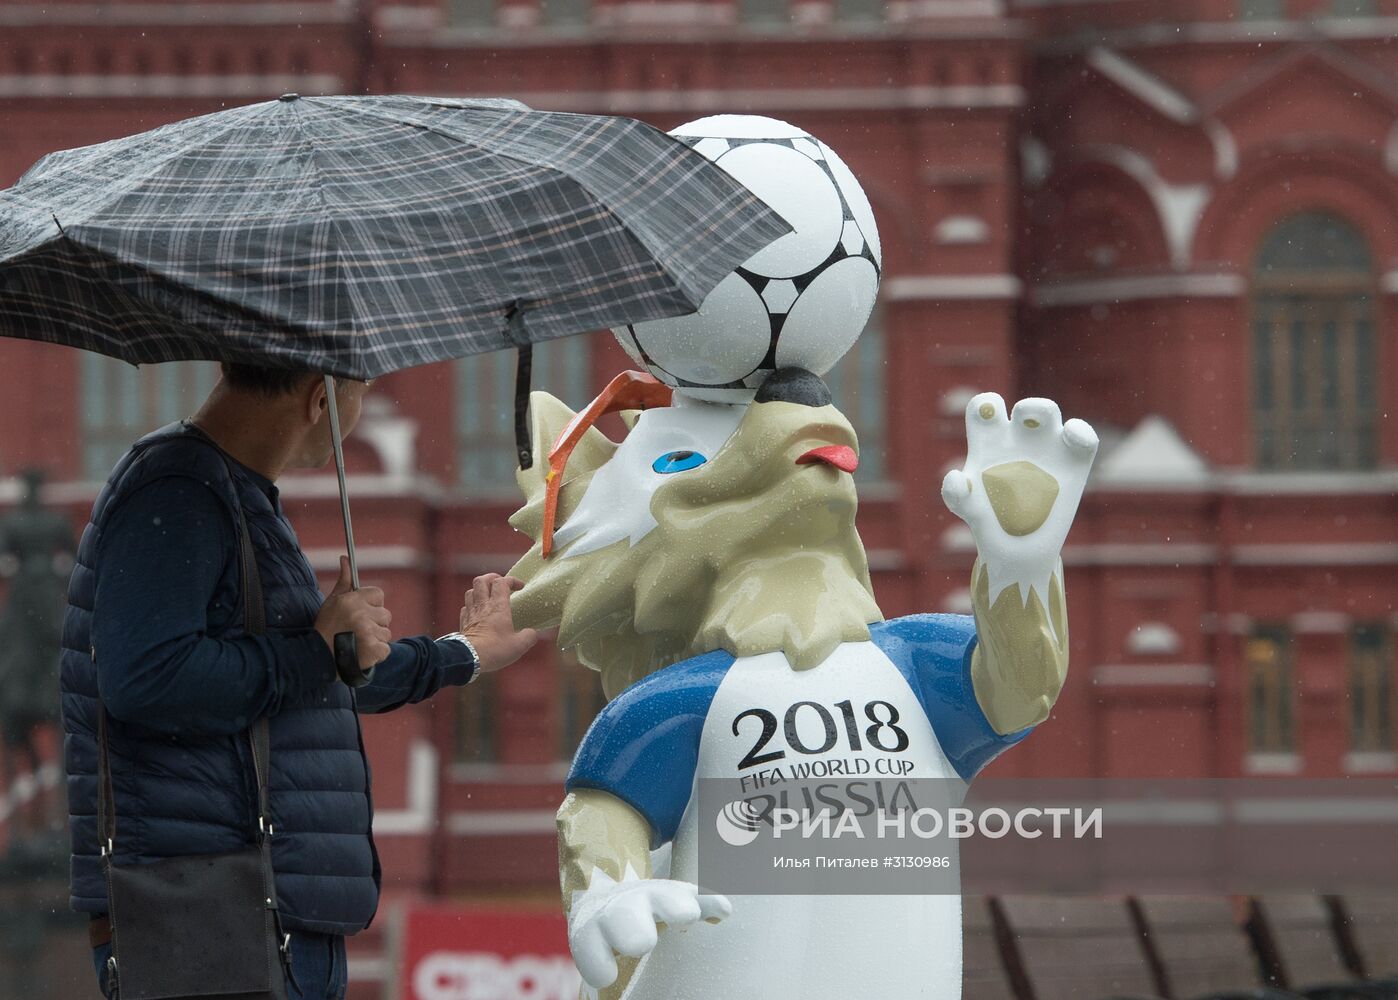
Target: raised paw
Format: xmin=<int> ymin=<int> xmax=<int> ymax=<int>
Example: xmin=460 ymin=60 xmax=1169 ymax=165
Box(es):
xmin=942 ymin=392 xmax=1098 ymax=601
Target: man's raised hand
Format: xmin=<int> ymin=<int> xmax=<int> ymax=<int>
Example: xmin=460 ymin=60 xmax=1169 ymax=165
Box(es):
xmin=459 ymin=573 xmax=538 ymax=674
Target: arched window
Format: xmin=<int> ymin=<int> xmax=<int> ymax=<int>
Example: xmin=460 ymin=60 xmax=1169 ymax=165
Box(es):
xmin=1251 ymin=212 xmax=1377 ymax=470
xmin=455 ymin=337 xmax=592 ymax=497
xmin=81 ymin=357 xmax=218 ymax=478
xmin=827 ymin=305 xmax=888 ymax=482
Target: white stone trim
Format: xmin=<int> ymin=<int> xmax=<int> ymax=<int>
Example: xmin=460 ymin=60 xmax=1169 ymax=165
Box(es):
xmin=1045 ymin=16 xmax=1398 ymax=47
xmin=942 ymin=588 xmax=973 ymax=614
xmin=1235 ymin=796 xmax=1398 ymax=822
xmin=1289 ymin=611 xmax=1351 ymax=634
xmin=941 ymin=523 xmax=977 ymax=553
xmin=887 ymin=0 xmax=1005 ymax=18
xmin=278 ymin=471 xmax=445 ymax=500
xmin=1224 ymin=613 xmax=1255 ymax=636
xmin=0 ymin=761 xmax=60 ymax=829
xmin=409 ymin=85 xmax=1025 ymax=112
xmin=449 ymin=760 xmax=573 ymax=783
xmin=595 ymin=1 xmax=737 ymax=26
xmin=1031 ymin=272 xmax=1245 ymax=307
xmin=1125 ymin=621 xmax=1182 ymax=656
xmin=1204 ymin=119 xmax=1238 ymax=179
xmin=934 ymin=215 xmax=991 ymax=245
xmin=446 ymin=809 xmax=560 ymax=835
xmin=1345 ymin=752 xmax=1398 ymax=775
xmin=1010 ymin=0 xmax=1132 ymax=6
xmin=303 ymin=545 xmax=428 ymax=573
xmin=22 ymin=472 xmax=442 ymax=506
xmin=0 ymin=1 xmax=352 ymax=25
xmin=1085 ymin=47 xmax=1195 ymax=124
xmin=1234 ymin=544 xmax=1398 ymax=567
xmin=1216 ymin=470 xmax=1398 ymax=495
xmin=0 ymin=74 xmax=344 ymax=99
xmin=1044 ymin=141 xmax=1211 ymax=271
xmin=346 ymin=956 xmax=390 ymax=984
xmin=376 ymin=4 xmax=441 ymax=31
xmin=885 ymin=274 xmax=1022 ymax=300
xmin=1244 ymin=752 xmax=1302 ymax=776
xmin=1062 ymin=543 xmax=1219 ymax=567
xmin=866 ymin=548 xmax=910 ymax=571
xmin=372 ymin=739 xmax=440 ymax=836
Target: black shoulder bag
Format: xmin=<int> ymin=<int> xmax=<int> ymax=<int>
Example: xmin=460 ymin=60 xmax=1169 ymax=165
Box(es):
xmin=97 ymin=483 xmax=292 ymax=1000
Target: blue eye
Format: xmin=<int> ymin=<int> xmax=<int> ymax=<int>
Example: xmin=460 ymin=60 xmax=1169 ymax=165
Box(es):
xmin=652 ymin=450 xmax=707 ymax=474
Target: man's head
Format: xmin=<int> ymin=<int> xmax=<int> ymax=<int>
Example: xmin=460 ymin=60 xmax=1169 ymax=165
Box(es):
xmin=218 ymin=363 xmax=372 ymax=470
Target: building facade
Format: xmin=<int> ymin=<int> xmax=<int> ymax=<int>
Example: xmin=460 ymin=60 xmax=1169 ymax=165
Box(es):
xmin=1 ymin=0 xmax=1396 ymax=988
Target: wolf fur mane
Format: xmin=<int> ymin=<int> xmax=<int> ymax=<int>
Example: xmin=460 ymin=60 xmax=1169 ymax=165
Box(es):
xmin=509 ymin=391 xmax=883 ymax=698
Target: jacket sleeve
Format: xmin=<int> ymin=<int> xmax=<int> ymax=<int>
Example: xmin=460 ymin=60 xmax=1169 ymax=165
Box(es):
xmin=91 ymin=477 xmax=336 ymax=736
xmin=354 ymin=636 xmax=477 ymax=715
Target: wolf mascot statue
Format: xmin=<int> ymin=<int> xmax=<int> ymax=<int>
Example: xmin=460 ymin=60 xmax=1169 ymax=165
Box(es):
xmin=507 ymin=362 xmax=1098 ymax=1000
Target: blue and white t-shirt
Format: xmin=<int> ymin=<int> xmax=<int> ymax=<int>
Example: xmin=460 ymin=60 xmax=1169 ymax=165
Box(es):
xmin=564 ymin=614 xmax=1033 ymax=1000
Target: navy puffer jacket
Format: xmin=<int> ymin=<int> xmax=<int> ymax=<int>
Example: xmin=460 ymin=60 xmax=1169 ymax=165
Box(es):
xmin=62 ymin=423 xmax=398 ymax=935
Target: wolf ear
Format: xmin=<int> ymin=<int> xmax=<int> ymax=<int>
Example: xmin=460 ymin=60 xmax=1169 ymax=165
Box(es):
xmin=511 ymin=391 xmax=617 ymax=540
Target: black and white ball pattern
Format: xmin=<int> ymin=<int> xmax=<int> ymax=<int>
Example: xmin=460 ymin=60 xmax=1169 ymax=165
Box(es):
xmin=614 ymin=115 xmax=882 ymax=403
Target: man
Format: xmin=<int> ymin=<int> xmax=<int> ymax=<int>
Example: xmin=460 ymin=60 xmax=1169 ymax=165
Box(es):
xmin=61 ymin=364 xmax=538 ymax=999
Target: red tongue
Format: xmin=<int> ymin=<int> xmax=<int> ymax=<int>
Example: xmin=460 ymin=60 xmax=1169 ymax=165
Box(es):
xmin=797 ymin=445 xmax=859 ymax=473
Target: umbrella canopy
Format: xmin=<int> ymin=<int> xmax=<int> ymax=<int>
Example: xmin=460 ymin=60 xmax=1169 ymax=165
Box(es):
xmin=0 ymin=94 xmax=788 ymax=379
xmin=0 ymin=94 xmax=789 ymax=685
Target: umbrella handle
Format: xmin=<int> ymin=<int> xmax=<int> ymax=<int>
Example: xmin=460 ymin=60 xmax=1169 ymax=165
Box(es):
xmin=325 ymin=375 xmax=372 ymax=689
xmin=334 ymin=632 xmax=369 ymax=688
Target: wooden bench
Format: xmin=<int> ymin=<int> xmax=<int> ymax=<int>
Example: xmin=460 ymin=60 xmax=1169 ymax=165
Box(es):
xmin=964 ymin=896 xmax=1019 ymax=1000
xmin=996 ymin=895 xmax=1163 ymax=1000
xmin=1334 ymin=896 xmax=1398 ymax=983
xmin=1132 ymin=895 xmax=1304 ymax=1000
xmin=1248 ymin=895 xmax=1395 ymax=999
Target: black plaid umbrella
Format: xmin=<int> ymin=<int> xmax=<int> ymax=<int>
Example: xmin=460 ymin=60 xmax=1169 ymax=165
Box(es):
xmin=0 ymin=93 xmax=787 ymax=682
xmin=0 ymin=94 xmax=785 ymax=375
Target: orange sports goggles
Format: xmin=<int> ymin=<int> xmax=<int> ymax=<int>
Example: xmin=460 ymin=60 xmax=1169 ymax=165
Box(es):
xmin=540 ymin=370 xmax=673 ymax=558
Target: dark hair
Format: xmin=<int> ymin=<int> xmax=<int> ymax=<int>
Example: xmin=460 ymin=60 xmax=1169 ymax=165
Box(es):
xmin=220 ymin=362 xmax=346 ymax=396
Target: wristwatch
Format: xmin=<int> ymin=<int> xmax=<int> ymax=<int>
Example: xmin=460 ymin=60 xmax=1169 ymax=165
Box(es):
xmin=438 ymin=631 xmax=482 ymax=683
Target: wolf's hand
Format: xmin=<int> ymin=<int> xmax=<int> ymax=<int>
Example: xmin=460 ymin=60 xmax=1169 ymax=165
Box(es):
xmin=568 ymin=874 xmax=731 ymax=989
xmin=941 ymin=393 xmax=1098 ymax=605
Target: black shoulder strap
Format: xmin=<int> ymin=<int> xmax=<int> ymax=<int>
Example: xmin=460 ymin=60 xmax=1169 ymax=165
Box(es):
xmin=97 ymin=450 xmax=271 ymax=856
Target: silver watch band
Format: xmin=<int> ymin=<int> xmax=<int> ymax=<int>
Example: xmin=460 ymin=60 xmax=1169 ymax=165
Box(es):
xmin=438 ymin=631 xmax=482 ymax=683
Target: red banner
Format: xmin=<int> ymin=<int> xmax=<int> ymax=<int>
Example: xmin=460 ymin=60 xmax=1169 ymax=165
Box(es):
xmin=399 ymin=907 xmax=580 ymax=1000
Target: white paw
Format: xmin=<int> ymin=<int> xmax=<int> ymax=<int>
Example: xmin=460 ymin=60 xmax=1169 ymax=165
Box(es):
xmin=942 ymin=392 xmax=1098 ymax=603
xmin=568 ymin=869 xmax=732 ymax=989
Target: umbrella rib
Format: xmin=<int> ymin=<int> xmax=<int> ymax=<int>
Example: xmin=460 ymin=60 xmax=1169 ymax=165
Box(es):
xmin=321 ymin=102 xmax=714 ymax=304
xmin=322 ymin=99 xmax=561 ymax=174
xmin=15 ymin=111 xmax=256 ymax=233
xmin=291 ymin=104 xmax=366 ymax=373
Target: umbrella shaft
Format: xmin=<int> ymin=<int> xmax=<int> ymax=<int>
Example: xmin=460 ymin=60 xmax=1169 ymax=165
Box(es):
xmin=324 ymin=374 xmax=360 ymax=591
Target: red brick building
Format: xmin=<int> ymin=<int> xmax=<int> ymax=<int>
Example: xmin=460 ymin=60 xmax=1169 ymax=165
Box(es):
xmin=2 ymin=0 xmax=1396 ymax=990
